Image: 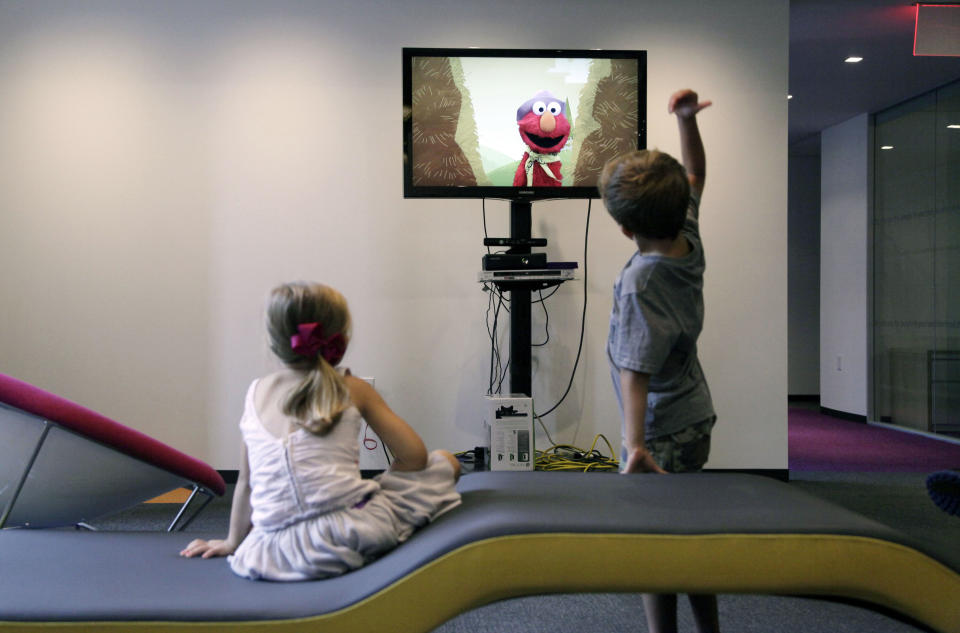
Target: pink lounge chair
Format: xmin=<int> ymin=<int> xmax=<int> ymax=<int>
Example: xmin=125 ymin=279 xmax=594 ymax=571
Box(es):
xmin=0 ymin=372 xmax=225 ymax=530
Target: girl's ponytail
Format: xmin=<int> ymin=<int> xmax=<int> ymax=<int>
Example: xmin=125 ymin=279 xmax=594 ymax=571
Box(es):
xmin=282 ymin=358 xmax=350 ymax=434
xmin=267 ymin=283 xmax=353 ymax=435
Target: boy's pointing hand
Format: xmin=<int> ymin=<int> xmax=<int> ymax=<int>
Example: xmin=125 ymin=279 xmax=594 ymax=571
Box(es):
xmin=668 ymin=89 xmax=712 ymax=120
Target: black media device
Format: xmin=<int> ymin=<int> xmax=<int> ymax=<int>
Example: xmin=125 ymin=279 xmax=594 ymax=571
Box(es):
xmin=483 ymin=237 xmax=548 ymax=248
xmin=482 ymin=253 xmax=547 ymax=271
xmin=403 ymin=47 xmax=647 ymax=397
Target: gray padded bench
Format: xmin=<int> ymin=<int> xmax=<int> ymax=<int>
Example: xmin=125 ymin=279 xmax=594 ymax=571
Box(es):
xmin=1 ymin=472 xmax=958 ymax=633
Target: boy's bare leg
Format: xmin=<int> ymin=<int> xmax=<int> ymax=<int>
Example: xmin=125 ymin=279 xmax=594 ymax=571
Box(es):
xmin=688 ymin=594 xmax=720 ymax=633
xmin=642 ymin=593 xmax=678 ymax=633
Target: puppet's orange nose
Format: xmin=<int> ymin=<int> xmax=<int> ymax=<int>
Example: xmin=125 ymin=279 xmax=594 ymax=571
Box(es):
xmin=540 ymin=111 xmax=556 ymax=133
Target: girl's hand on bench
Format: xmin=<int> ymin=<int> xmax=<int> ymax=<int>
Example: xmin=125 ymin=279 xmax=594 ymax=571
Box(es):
xmin=180 ymin=538 xmax=236 ymax=559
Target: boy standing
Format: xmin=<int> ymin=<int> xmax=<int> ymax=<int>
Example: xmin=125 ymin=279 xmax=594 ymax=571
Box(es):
xmin=600 ymin=89 xmax=718 ymax=633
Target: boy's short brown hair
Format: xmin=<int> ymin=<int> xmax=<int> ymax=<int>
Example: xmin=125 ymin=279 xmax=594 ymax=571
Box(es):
xmin=599 ymin=150 xmax=690 ymax=240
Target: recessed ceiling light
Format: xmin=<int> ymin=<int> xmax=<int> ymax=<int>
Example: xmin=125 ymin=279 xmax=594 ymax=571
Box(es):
xmin=881 ymin=145 xmax=894 ymax=150
xmin=845 ymin=56 xmax=864 ymax=63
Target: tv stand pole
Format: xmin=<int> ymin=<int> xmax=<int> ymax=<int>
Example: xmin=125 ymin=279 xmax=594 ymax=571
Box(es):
xmin=509 ymin=200 xmax=533 ymax=396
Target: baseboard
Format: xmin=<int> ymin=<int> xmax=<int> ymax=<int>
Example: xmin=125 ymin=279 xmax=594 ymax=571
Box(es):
xmin=788 ymin=394 xmax=819 ymax=403
xmin=819 ymin=406 xmax=867 ymax=423
xmin=704 ymin=468 xmax=789 ymax=482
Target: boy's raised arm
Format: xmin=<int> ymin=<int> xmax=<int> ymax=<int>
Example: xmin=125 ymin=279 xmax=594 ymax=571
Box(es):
xmin=668 ymin=89 xmax=711 ymax=197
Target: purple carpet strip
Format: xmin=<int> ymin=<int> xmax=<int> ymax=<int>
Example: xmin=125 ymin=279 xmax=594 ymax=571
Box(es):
xmin=789 ymin=407 xmax=960 ymax=472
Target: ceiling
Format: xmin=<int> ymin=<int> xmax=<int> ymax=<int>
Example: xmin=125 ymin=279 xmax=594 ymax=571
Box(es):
xmin=789 ymin=0 xmax=960 ymax=154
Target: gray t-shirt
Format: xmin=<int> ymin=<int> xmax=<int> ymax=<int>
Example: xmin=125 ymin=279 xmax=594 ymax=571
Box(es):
xmin=607 ymin=194 xmax=715 ymax=442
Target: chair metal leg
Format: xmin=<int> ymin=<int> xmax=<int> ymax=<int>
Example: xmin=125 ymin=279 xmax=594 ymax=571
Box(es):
xmin=0 ymin=421 xmax=51 ymax=529
xmin=167 ymin=485 xmax=215 ymax=532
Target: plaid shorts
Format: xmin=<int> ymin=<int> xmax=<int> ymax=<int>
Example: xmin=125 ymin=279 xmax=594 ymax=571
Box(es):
xmin=644 ymin=417 xmax=715 ymax=473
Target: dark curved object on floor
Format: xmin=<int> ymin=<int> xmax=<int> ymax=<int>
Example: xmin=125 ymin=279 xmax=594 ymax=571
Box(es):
xmin=927 ymin=469 xmax=960 ymax=517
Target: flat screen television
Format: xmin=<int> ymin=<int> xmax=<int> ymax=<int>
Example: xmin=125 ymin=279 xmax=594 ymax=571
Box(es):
xmin=403 ymin=47 xmax=646 ymax=201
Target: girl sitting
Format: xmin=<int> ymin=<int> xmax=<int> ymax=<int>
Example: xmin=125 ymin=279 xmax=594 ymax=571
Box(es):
xmin=181 ymin=281 xmax=461 ymax=580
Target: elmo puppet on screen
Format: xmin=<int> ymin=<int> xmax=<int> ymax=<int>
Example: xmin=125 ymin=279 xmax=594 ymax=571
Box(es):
xmin=513 ymin=90 xmax=571 ymax=187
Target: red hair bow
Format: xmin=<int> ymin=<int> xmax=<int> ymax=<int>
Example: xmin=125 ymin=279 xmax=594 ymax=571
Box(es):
xmin=290 ymin=323 xmax=346 ymax=366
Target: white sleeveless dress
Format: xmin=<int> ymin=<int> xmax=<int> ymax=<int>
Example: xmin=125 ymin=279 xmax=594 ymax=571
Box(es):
xmin=228 ymin=379 xmax=461 ymax=581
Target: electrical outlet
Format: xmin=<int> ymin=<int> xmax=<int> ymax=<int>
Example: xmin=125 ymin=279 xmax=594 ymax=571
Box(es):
xmin=358 ymin=421 xmax=389 ymax=470
xmin=356 ymin=376 xmax=388 ymax=470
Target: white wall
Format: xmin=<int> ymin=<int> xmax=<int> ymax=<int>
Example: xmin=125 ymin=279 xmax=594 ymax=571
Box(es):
xmin=820 ymin=114 xmax=870 ymax=416
xmin=788 ymin=152 xmax=820 ymax=395
xmin=0 ymin=0 xmax=789 ymax=469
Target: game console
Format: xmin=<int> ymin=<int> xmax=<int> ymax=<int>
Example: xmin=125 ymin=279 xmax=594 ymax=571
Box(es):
xmin=482 ymin=253 xmax=547 ymax=270
xmin=477 ymin=268 xmax=576 ymax=282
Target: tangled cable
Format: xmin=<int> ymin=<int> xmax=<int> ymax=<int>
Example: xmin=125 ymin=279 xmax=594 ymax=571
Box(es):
xmin=535 ymin=434 xmax=620 ymax=472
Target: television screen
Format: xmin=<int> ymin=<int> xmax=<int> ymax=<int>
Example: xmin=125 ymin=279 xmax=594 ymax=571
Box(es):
xmin=403 ymin=48 xmax=646 ymax=200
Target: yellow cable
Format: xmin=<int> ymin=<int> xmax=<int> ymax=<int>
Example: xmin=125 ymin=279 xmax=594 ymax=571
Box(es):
xmin=534 ymin=435 xmax=620 ymax=472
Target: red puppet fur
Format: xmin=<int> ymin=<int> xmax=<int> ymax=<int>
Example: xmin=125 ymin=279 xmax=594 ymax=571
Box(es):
xmin=513 ymin=94 xmax=571 ymax=187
